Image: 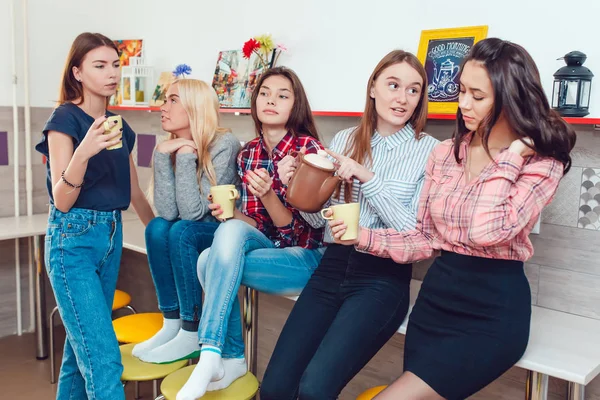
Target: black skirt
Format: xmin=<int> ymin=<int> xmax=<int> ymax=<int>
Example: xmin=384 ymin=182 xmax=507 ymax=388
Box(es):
xmin=404 ymin=251 xmax=531 ymax=400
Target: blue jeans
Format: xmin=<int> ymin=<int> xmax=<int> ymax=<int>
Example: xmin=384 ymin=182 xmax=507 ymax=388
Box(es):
xmin=196 ymin=219 xmax=324 ymax=358
xmin=145 ymin=218 xmax=219 ymax=328
xmin=45 ymin=206 xmax=124 ymax=400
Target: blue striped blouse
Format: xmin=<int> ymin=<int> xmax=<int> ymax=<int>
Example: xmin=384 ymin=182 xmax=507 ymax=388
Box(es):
xmin=301 ymin=124 xmax=439 ymax=244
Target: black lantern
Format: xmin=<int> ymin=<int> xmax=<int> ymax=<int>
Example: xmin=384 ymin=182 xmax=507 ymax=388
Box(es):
xmin=552 ymin=51 xmax=594 ymax=117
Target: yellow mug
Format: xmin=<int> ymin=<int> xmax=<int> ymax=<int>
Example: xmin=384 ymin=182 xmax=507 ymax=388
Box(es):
xmin=210 ymin=185 xmax=239 ymax=220
xmin=103 ymin=115 xmax=123 ymax=150
xmin=320 ymin=202 xmax=360 ymax=241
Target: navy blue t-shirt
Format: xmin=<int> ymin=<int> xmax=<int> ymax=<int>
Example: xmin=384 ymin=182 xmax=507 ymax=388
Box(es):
xmin=35 ymin=103 xmax=136 ymax=211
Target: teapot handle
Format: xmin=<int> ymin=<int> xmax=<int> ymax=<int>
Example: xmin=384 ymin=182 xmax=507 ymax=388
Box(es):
xmin=289 ymin=150 xmax=304 ymax=161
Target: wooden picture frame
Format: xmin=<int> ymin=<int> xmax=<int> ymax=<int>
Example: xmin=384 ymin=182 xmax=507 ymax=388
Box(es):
xmin=417 ymin=25 xmax=488 ymax=114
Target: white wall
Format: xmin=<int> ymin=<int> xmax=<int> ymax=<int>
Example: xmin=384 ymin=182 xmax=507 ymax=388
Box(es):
xmin=6 ymin=0 xmax=600 ymax=115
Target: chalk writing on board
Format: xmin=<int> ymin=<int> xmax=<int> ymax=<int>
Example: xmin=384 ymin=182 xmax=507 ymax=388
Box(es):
xmin=424 ymin=37 xmax=474 ymax=103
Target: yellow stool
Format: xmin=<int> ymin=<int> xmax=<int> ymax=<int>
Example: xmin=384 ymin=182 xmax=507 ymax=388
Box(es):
xmin=113 ymin=312 xmax=163 ymax=344
xmin=156 ymin=365 xmax=259 ymax=400
xmin=357 ymin=385 xmax=388 ymax=400
xmin=113 ymin=289 xmax=135 ymax=312
xmin=49 ymin=289 xmax=136 ymax=384
xmin=120 ymin=343 xmax=188 ymax=399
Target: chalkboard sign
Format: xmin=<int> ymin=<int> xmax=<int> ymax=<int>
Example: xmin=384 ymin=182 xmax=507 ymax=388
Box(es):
xmin=417 ymin=26 xmax=488 ymax=114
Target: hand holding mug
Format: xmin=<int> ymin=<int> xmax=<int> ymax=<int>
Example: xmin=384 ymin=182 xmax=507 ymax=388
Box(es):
xmin=329 ymin=220 xmax=360 ymax=245
xmin=320 ymin=202 xmax=360 ymax=244
xmin=77 ymin=115 xmax=122 ymax=161
xmin=209 ymin=185 xmax=239 ymax=221
xmin=103 ymin=115 xmax=123 ymax=150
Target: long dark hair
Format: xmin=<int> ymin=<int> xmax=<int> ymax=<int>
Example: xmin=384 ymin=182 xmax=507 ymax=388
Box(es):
xmin=250 ymin=67 xmax=320 ymax=141
xmin=339 ymin=50 xmax=428 ymax=201
xmin=453 ymin=38 xmax=576 ymax=173
xmin=58 ymin=32 xmax=119 ymax=106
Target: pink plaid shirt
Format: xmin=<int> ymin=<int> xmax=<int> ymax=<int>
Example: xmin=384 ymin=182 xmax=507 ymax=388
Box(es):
xmin=356 ymin=134 xmax=564 ymax=262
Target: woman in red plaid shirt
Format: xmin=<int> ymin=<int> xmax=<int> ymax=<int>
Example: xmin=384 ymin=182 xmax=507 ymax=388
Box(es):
xmin=335 ymin=39 xmax=576 ymax=400
xmin=176 ymin=67 xmax=326 ymax=400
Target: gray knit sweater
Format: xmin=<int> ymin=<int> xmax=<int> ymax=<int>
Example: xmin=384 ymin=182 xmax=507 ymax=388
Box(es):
xmin=153 ymin=132 xmax=241 ymax=222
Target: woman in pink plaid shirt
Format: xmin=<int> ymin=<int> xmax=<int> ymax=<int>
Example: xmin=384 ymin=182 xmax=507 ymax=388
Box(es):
xmin=333 ymin=38 xmax=576 ymax=400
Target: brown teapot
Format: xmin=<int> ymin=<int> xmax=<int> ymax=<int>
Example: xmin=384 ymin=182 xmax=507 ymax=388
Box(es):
xmin=286 ymin=150 xmax=342 ymax=213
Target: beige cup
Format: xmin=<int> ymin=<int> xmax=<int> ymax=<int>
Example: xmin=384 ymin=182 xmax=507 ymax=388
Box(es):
xmin=103 ymin=115 xmax=123 ymax=150
xmin=320 ymin=202 xmax=360 ymax=240
xmin=210 ymin=185 xmax=239 ymax=220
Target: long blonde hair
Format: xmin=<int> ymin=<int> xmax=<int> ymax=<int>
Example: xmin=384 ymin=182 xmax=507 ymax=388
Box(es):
xmin=148 ymin=79 xmax=230 ymax=202
xmin=170 ymin=79 xmax=229 ymax=186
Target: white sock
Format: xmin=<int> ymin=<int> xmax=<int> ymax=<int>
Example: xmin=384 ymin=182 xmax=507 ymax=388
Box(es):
xmin=139 ymin=328 xmax=200 ymax=364
xmin=176 ymin=345 xmax=225 ymax=400
xmin=206 ymin=357 xmax=247 ymax=391
xmin=132 ymin=318 xmax=181 ymax=358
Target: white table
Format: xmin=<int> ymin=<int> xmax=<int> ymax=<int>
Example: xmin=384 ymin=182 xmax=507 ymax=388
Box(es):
xmin=0 ymin=213 xmax=49 ymax=359
xmin=517 ymin=307 xmax=600 ymax=400
xmin=122 ymin=217 xmax=147 ymax=254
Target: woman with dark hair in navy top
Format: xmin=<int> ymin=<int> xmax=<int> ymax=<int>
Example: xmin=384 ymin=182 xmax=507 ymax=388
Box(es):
xmin=35 ymin=32 xmax=154 ymax=400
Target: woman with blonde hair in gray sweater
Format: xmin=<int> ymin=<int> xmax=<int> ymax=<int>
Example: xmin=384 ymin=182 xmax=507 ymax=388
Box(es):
xmin=133 ymin=79 xmax=241 ymax=364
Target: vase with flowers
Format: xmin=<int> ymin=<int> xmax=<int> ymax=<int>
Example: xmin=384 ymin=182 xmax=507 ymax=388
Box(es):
xmin=242 ymin=34 xmax=286 ymax=69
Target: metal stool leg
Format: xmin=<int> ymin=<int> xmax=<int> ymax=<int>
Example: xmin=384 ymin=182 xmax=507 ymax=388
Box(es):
xmin=49 ymin=306 xmax=59 ymax=384
xmin=154 ymin=396 xmax=166 ymax=400
xmin=153 ymin=379 xmax=159 ymax=398
xmin=243 ymin=287 xmax=259 ymax=375
xmin=526 ymin=371 xmax=548 ymax=400
xmin=567 ymin=382 xmax=585 ymax=400
xmin=125 ymin=305 xmax=137 ymax=315
xmin=35 ymin=235 xmax=48 ymax=360
xmin=135 ymin=381 xmax=140 ymax=399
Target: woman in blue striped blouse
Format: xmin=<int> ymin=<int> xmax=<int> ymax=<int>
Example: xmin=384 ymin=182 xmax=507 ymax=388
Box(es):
xmin=260 ymin=50 xmax=439 ymax=400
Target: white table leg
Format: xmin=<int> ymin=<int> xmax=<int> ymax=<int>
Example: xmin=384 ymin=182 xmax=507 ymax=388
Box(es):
xmin=34 ymin=235 xmax=48 ymax=359
xmin=567 ymin=382 xmax=585 ymax=400
xmin=28 ymin=236 xmax=35 ymax=332
xmin=15 ymin=239 xmax=22 ymax=335
xmin=526 ymin=371 xmax=548 ymax=400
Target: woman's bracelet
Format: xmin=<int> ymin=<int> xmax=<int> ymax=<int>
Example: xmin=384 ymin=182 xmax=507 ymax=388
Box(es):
xmin=61 ymin=170 xmax=84 ymax=189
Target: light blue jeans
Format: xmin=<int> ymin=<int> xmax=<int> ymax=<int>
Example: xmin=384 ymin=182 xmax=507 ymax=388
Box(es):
xmin=45 ymin=206 xmax=124 ymax=400
xmin=196 ymin=219 xmax=324 ymax=358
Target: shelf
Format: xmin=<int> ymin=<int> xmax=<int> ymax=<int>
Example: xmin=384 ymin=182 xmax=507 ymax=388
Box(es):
xmin=106 ymin=106 xmax=600 ymax=125
xmin=108 ymin=105 xmax=160 ymax=112
xmin=562 ymin=117 xmax=600 ymax=125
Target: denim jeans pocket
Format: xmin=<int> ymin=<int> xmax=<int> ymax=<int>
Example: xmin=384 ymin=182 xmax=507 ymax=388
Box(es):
xmin=61 ymin=218 xmax=93 ymax=238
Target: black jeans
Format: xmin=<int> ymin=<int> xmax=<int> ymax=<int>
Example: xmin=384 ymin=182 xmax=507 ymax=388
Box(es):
xmin=261 ymin=244 xmax=412 ymax=400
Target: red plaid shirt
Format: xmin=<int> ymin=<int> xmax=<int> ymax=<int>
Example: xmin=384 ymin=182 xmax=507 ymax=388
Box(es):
xmin=237 ymin=132 xmax=325 ymax=249
xmin=357 ymin=134 xmax=564 ymax=262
